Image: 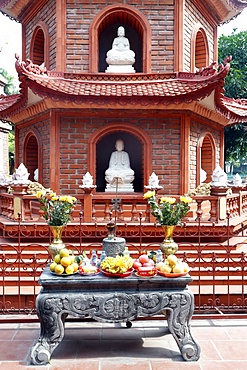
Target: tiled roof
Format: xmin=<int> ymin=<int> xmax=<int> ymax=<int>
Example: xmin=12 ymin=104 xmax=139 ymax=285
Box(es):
xmin=0 ymin=56 xmax=247 ymax=124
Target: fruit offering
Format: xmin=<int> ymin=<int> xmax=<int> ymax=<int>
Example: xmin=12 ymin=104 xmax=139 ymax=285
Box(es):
xmin=156 ymin=254 xmax=189 ymax=274
xmin=79 ymin=264 xmax=99 ymax=275
xmin=50 ymin=248 xmax=79 ymax=275
xmin=100 ymin=255 xmax=133 ymax=274
xmin=133 ymin=254 xmax=156 ymax=276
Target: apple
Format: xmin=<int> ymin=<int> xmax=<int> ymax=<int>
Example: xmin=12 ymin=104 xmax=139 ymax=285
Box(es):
xmin=59 ymin=248 xmax=70 ymax=258
xmin=139 ymin=254 xmax=149 ymax=264
xmin=133 ymin=259 xmax=142 ymax=270
xmin=156 ymin=261 xmax=164 ymax=271
xmin=172 ymin=263 xmax=184 ymax=274
xmin=55 ymin=264 xmax=64 ymax=274
xmin=143 ymin=261 xmax=154 ymax=267
xmin=160 ymin=263 xmax=172 ymax=273
xmin=167 ymin=254 xmax=178 ymax=267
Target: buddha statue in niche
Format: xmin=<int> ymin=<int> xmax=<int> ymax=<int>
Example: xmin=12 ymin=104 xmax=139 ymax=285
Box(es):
xmin=105 ymin=139 xmax=135 ymax=192
xmin=105 ymin=26 xmax=136 ymax=73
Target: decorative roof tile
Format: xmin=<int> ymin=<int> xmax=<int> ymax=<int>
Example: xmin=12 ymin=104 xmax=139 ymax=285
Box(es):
xmin=0 ymin=56 xmax=247 ymax=124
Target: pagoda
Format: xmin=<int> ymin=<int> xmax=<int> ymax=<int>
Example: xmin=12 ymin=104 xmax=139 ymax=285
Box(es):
xmin=0 ymin=0 xmax=247 ymax=199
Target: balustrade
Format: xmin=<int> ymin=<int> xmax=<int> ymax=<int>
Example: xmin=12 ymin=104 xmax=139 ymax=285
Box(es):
xmin=0 ymin=189 xmax=247 ymax=224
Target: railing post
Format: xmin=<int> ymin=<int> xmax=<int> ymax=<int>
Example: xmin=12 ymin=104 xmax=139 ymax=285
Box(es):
xmin=210 ymin=187 xmax=229 ymax=222
xmin=80 ymin=187 xmax=95 ymax=223
xmin=12 ymin=184 xmax=29 ymax=221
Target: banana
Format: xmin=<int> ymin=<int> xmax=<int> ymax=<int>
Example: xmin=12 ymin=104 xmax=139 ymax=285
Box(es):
xmin=100 ymin=255 xmax=133 ymax=274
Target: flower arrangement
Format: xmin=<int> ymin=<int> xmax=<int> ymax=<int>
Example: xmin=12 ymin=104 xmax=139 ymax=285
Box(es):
xmin=143 ymin=191 xmax=192 ymax=226
xmin=36 ymin=189 xmax=77 ymax=226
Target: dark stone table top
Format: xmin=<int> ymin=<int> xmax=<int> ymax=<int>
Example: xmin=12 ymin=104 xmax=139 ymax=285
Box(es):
xmin=40 ymin=265 xmax=193 ymax=292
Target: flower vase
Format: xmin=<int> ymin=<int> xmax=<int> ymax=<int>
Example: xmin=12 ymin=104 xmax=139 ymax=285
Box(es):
xmin=48 ymin=226 xmax=66 ymax=258
xmin=160 ymin=225 xmax=178 ymax=257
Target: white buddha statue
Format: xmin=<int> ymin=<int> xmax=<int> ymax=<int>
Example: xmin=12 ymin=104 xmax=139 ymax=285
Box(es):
xmin=105 ymin=139 xmax=135 ymax=192
xmin=105 ymin=26 xmax=135 ymax=73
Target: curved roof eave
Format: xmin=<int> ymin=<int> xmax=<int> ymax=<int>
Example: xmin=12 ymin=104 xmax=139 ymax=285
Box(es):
xmin=1 ymin=56 xmax=247 ymax=124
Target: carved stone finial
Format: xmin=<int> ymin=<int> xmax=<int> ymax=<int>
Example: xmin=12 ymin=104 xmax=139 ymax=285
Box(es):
xmin=145 ymin=172 xmax=162 ymax=190
xmin=12 ymin=163 xmax=30 ymax=185
xmin=79 ymin=171 xmax=96 ymax=189
xmin=211 ymin=165 xmax=228 ymax=188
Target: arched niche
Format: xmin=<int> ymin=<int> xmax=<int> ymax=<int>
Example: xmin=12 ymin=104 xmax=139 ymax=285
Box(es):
xmin=89 ymin=4 xmax=151 ymax=73
xmin=197 ymin=132 xmax=216 ymax=185
xmin=88 ymin=123 xmax=152 ymax=193
xmin=30 ymin=22 xmax=49 ymax=68
xmin=190 ymin=24 xmax=209 ymax=72
xmin=23 ymin=129 xmax=43 ymax=182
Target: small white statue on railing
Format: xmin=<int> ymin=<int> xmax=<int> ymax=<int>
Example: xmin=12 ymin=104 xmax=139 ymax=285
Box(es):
xmin=80 ymin=172 xmax=96 ymax=189
xmin=211 ymin=165 xmax=228 ymax=187
xmin=232 ymin=173 xmax=242 ymax=187
xmin=12 ymin=163 xmax=30 ymax=185
xmin=0 ymin=171 xmax=10 ymax=186
xmin=34 ymin=168 xmax=38 ymax=182
xmin=145 ymin=172 xmax=163 ymax=190
xmin=200 ymin=168 xmax=207 ymax=184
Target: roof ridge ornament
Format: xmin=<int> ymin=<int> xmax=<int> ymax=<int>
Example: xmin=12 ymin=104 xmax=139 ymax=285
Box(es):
xmin=15 ymin=54 xmax=47 ymax=75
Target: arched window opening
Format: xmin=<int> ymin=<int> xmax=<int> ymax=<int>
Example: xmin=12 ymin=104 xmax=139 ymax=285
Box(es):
xmin=25 ymin=135 xmax=38 ymax=182
xmin=88 ymin=123 xmax=152 ymax=192
xmin=190 ymin=25 xmax=209 ymax=72
xmin=99 ymin=23 xmax=142 ymax=73
xmin=96 ymin=132 xmax=143 ymax=192
xmin=32 ymin=29 xmax=45 ymax=65
xmin=197 ymin=133 xmax=216 ymax=186
xmin=90 ymin=5 xmax=151 ymax=73
xmin=30 ymin=23 xmax=49 ymax=68
xmin=195 ymin=31 xmax=207 ymax=70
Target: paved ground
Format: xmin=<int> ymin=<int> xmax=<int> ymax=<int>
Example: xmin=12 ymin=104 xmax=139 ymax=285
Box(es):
xmin=0 ymin=318 xmax=247 ymax=369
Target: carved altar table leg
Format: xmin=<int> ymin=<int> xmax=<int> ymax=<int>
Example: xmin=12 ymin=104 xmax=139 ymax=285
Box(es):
xmin=165 ymin=290 xmax=201 ymax=361
xmin=30 ymin=294 xmax=67 ymax=365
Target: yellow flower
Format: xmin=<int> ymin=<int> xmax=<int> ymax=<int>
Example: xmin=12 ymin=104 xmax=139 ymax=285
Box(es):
xmin=51 ymin=196 xmax=59 ymax=201
xmin=59 ymin=196 xmax=67 ymax=202
xmin=36 ymin=190 xmax=45 ymax=199
xmin=160 ymin=197 xmax=176 ymax=204
xmin=143 ymin=191 xmax=155 ymax=199
xmin=180 ymin=196 xmax=192 ymax=203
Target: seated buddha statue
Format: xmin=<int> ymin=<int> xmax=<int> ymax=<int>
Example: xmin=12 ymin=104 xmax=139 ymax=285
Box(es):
xmin=105 ymin=139 xmax=135 ymax=192
xmin=105 ymin=26 xmax=135 ymax=73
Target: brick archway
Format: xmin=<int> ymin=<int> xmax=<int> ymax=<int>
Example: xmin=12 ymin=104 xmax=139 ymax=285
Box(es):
xmin=89 ymin=123 xmax=152 ymax=192
xmin=30 ymin=21 xmax=49 ymax=69
xmin=23 ymin=129 xmax=43 ymax=183
xmin=197 ymin=132 xmax=216 ymax=185
xmin=190 ymin=24 xmax=209 ymax=72
xmin=89 ymin=4 xmax=151 ymax=73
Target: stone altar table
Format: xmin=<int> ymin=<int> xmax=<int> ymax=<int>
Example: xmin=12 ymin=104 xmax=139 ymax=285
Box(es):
xmin=30 ymin=266 xmax=201 ymax=365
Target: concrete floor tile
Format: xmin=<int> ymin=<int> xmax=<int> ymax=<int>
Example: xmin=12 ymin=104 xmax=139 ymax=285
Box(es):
xmin=101 ymin=360 xmax=151 ymax=370
xmin=211 ymin=340 xmax=247 ymax=360
xmin=49 ymin=359 xmax=99 ymax=370
xmin=199 ymin=361 xmax=247 ymax=370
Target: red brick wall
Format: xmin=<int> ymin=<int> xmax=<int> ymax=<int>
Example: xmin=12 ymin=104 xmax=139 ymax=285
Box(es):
xmin=17 ymin=117 xmax=50 ymax=188
xmin=66 ymin=0 xmax=175 ymax=73
xmin=17 ymin=114 xmax=221 ymax=196
xmin=184 ymin=0 xmax=215 ymax=71
xmin=24 ymin=1 xmax=216 ymax=73
xmin=60 ymin=115 xmax=181 ymax=195
xmin=25 ymin=0 xmax=56 ymax=70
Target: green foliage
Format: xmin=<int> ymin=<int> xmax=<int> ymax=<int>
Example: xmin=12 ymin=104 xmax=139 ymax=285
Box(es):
xmin=218 ymin=30 xmax=247 ymax=166
xmin=36 ymin=189 xmax=77 ymax=226
xmin=0 ymin=68 xmax=18 ymax=95
xmin=144 ymin=191 xmax=192 ymax=226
